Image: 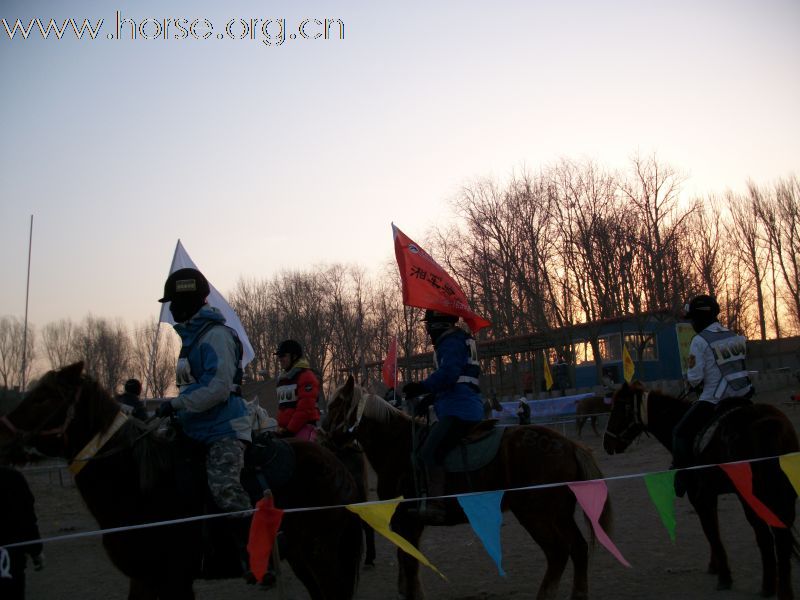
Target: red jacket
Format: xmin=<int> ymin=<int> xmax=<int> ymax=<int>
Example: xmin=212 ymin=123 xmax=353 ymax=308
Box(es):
xmin=276 ymin=361 xmax=321 ymax=434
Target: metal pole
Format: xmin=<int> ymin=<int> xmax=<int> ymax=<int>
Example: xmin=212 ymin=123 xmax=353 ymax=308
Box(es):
xmin=20 ymin=215 xmax=33 ymax=392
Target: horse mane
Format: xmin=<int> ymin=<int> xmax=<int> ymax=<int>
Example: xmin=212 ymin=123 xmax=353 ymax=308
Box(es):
xmin=355 ymin=385 xmax=410 ymax=425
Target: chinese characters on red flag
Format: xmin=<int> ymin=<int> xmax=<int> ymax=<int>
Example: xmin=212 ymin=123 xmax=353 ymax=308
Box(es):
xmin=392 ymin=224 xmax=491 ymax=333
xmin=382 ymin=335 xmax=398 ymax=389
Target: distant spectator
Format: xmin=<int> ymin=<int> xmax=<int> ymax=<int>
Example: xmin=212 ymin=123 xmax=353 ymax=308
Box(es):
xmin=116 ymin=378 xmax=147 ymax=421
xmin=516 ymin=398 xmax=531 ymax=425
xmin=555 ymin=355 xmax=570 ymax=393
xmin=0 ymin=466 xmax=44 ymax=600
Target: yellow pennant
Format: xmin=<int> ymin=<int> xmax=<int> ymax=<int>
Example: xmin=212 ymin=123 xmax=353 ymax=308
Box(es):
xmin=346 ymin=498 xmax=446 ymax=580
xmin=779 ymin=453 xmax=800 ymax=496
xmin=543 ymin=357 xmax=554 ymax=391
xmin=623 ymin=343 xmax=635 ymax=383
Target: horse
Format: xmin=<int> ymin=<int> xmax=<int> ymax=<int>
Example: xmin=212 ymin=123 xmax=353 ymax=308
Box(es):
xmin=575 ymin=395 xmax=611 ymax=437
xmin=603 ymin=381 xmax=799 ymax=599
xmin=323 ymin=376 xmax=612 ymax=600
xmin=317 ymin=431 xmax=377 ymax=567
xmin=3 ymin=362 xmax=363 ymax=600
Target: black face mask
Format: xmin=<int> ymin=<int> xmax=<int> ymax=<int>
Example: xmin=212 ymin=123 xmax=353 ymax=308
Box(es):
xmin=690 ymin=316 xmax=715 ymax=334
xmin=169 ymin=297 xmax=204 ymax=323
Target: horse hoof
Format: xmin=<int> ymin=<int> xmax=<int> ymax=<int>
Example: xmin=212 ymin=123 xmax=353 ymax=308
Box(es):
xmin=760 ymin=590 xmax=776 ymax=598
xmin=717 ymin=579 xmax=733 ymax=591
xmin=364 ymin=561 xmax=375 ymax=569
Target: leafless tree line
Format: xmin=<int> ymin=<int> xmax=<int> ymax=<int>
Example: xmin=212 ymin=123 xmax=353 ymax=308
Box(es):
xmin=0 ymin=315 xmax=177 ymax=397
xmin=1 ymin=155 xmax=797 ymax=395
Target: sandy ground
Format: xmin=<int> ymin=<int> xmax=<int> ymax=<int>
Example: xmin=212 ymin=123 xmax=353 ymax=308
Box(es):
xmin=18 ymin=384 xmax=800 ymax=600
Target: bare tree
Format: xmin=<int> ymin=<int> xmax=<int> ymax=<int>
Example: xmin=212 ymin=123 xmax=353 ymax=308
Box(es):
xmin=0 ymin=316 xmax=35 ymax=389
xmin=41 ymin=319 xmax=77 ymax=370
xmin=72 ymin=316 xmax=131 ymax=393
xmin=757 ymin=176 xmax=800 ymax=333
xmin=131 ymin=321 xmax=178 ymax=398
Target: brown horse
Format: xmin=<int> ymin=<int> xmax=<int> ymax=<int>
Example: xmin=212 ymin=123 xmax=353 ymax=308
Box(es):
xmin=3 ymin=362 xmax=363 ymax=600
xmin=575 ymin=395 xmax=611 ymax=437
xmin=603 ymin=381 xmax=799 ymax=599
xmin=323 ymin=376 xmax=612 ymax=600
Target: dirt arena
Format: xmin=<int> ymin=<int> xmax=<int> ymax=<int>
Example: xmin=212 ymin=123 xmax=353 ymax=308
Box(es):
xmin=19 ymin=385 xmax=800 ymax=599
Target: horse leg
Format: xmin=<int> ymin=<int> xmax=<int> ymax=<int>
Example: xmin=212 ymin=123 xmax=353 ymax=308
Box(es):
xmin=127 ymin=578 xmax=158 ymax=600
xmin=576 ymin=417 xmax=584 ymax=438
xmin=590 ymin=417 xmax=600 ymax=437
xmin=364 ymin=522 xmax=377 ymax=567
xmin=690 ymin=491 xmax=732 ymax=589
xmin=393 ymin=517 xmax=425 ymax=599
xmin=510 ymin=493 xmax=573 ymax=600
xmin=773 ymin=526 xmax=794 ymax=600
xmin=741 ymin=497 xmax=779 ymax=597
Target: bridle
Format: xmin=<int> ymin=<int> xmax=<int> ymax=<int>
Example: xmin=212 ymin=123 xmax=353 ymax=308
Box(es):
xmin=604 ymin=388 xmax=650 ymax=448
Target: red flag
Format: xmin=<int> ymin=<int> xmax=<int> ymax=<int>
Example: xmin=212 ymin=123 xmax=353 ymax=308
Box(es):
xmin=719 ymin=462 xmax=786 ymax=528
xmin=392 ymin=224 xmax=491 ymax=332
xmin=382 ymin=335 xmax=398 ymax=389
xmin=247 ymin=495 xmax=285 ymax=581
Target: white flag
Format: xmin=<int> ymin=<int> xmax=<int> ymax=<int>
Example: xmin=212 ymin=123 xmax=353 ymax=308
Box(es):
xmin=159 ymin=240 xmax=255 ymax=367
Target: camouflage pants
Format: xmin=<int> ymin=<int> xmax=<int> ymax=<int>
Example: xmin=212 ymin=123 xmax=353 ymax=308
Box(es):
xmin=207 ymin=438 xmax=251 ymax=512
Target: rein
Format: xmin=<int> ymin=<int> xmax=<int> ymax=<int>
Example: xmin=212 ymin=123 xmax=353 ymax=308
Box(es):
xmin=605 ymin=389 xmax=649 ymax=446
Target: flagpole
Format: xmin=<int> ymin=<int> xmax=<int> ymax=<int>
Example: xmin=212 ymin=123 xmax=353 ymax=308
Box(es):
xmin=20 ymin=215 xmax=33 ymax=392
xmin=392 ymin=334 xmax=398 ymax=394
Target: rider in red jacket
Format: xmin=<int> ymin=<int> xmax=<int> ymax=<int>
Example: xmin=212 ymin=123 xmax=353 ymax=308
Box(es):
xmin=274 ymin=340 xmax=321 ymax=441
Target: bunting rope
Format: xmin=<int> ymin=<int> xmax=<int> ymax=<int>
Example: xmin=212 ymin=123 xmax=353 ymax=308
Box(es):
xmin=3 ymin=450 xmax=797 ymax=552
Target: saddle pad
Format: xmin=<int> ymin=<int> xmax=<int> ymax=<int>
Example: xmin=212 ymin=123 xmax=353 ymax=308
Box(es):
xmin=443 ymin=426 xmax=504 ymax=473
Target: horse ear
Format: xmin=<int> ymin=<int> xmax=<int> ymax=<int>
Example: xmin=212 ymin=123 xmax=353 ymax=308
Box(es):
xmin=343 ymin=375 xmax=355 ymax=395
xmin=59 ymin=361 xmax=84 ymax=383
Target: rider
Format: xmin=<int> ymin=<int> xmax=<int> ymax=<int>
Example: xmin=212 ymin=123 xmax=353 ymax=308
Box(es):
xmin=116 ymin=378 xmax=147 ymax=421
xmin=673 ymin=294 xmax=754 ymax=496
xmin=155 ymin=268 xmax=254 ymax=577
xmin=402 ymin=309 xmax=483 ymax=520
xmin=274 ymin=340 xmax=321 ymax=441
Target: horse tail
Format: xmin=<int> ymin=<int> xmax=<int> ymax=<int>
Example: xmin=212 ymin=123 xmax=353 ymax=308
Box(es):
xmin=573 ymin=442 xmax=613 ymax=541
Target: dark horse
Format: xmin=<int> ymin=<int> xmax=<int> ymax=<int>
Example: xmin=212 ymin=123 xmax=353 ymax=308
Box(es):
xmin=603 ymin=381 xmax=799 ymax=599
xmin=3 ymin=362 xmax=362 ymax=600
xmin=575 ymin=395 xmax=611 ymax=437
xmin=323 ymin=376 xmax=612 ymax=600
xmin=317 ymin=431 xmax=378 ymax=566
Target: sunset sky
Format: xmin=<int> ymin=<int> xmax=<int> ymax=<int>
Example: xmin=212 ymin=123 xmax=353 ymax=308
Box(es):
xmin=1 ymin=0 xmax=798 ymax=333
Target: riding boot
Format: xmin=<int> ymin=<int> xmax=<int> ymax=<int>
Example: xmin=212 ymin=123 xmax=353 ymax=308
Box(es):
xmin=417 ymin=465 xmax=448 ymax=524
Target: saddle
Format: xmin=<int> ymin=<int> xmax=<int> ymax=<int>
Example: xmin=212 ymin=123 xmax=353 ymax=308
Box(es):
xmin=417 ymin=419 xmax=504 ymax=473
xmin=694 ymin=397 xmax=754 ymax=457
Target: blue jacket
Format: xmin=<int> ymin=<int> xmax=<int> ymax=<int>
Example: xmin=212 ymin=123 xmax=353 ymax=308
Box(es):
xmin=421 ymin=327 xmax=483 ymax=422
xmin=171 ymin=306 xmax=251 ymax=444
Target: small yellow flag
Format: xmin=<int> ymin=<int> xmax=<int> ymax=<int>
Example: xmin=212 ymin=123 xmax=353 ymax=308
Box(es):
xmin=346 ymin=498 xmax=447 ymax=580
xmin=543 ymin=356 xmax=554 ymax=390
xmin=623 ymin=343 xmax=635 ymax=383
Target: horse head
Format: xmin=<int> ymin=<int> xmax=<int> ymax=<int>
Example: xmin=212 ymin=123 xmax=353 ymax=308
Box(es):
xmin=603 ymin=381 xmax=646 ymax=455
xmin=321 ymin=375 xmax=364 ymax=446
xmin=6 ymin=361 xmax=117 ymax=462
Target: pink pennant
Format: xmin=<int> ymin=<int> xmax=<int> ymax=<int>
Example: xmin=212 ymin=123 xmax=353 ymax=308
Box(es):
xmin=568 ymin=481 xmax=631 ymax=567
xmin=719 ymin=463 xmax=785 ymax=528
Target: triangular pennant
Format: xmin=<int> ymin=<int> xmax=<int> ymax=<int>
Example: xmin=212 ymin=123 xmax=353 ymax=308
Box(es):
xmin=644 ymin=471 xmax=677 ymax=542
xmin=347 ymin=499 xmax=446 ymax=579
xmin=247 ymin=496 xmax=284 ymax=581
xmin=457 ymin=491 xmax=506 ymax=576
xmin=778 ymin=453 xmax=800 ymax=497
xmin=719 ymin=463 xmax=785 ymax=528
xmin=568 ymin=481 xmax=631 ymax=567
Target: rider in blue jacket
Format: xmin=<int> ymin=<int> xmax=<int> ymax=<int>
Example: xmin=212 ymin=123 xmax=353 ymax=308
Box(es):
xmin=403 ymin=309 xmax=482 ymax=520
xmin=156 ymin=268 xmax=254 ymax=579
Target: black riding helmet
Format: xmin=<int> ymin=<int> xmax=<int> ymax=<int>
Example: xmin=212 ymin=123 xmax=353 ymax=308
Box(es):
xmin=683 ymin=294 xmax=720 ymax=333
xmin=422 ymin=309 xmax=458 ymax=342
xmin=275 ymin=339 xmax=303 ymax=359
xmin=158 ymin=267 xmax=210 ymax=323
